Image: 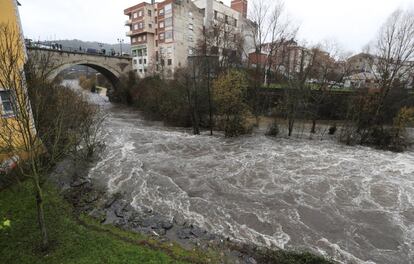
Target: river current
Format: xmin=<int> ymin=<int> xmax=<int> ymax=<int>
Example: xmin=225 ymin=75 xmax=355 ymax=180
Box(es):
xmin=78 ymin=84 xmax=413 ymax=263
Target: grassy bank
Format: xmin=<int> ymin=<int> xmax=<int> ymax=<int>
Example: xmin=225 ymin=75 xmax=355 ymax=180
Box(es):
xmin=0 ymin=180 xmax=333 ymax=264
xmin=0 ymin=181 xmax=218 ymax=264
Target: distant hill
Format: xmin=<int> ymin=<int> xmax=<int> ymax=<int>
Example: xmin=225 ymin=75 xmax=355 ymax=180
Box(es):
xmin=39 ymin=39 xmax=131 ymax=54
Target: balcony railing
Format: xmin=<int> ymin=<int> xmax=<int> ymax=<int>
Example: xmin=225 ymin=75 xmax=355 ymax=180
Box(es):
xmin=126 ymin=31 xmax=133 ymax=36
xmin=125 ymin=19 xmax=132 ymax=25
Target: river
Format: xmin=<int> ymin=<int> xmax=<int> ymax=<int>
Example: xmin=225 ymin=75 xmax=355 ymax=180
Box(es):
xmin=68 ymin=81 xmax=414 ymax=264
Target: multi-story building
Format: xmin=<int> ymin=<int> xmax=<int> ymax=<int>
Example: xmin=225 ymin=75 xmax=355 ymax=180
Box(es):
xmin=248 ymin=40 xmax=315 ymax=77
xmin=347 ymin=53 xmax=378 ymax=74
xmin=124 ymin=0 xmax=254 ymax=78
xmin=0 ymin=0 xmax=33 ymax=170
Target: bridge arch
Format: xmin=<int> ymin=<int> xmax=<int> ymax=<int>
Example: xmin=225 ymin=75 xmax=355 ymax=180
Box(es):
xmin=26 ymin=47 xmax=132 ymax=91
xmin=48 ymin=61 xmax=121 ymax=88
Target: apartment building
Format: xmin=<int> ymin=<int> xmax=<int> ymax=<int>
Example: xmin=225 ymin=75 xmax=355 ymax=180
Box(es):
xmin=124 ymin=0 xmax=254 ymax=78
xmin=249 ymin=40 xmax=315 ymax=77
xmin=0 ymin=0 xmax=32 ymax=170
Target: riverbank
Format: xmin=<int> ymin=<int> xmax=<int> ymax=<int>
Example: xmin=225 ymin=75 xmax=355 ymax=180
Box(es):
xmin=0 ymin=180 xmax=215 ymax=263
xmin=44 ymin=157 xmax=333 ymax=264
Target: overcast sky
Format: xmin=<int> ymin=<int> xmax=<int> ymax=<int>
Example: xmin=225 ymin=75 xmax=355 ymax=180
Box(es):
xmin=19 ymin=0 xmax=414 ymax=53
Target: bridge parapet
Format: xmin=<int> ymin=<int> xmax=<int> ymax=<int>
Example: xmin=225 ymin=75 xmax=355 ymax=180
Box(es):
xmin=26 ymin=47 xmax=132 ymax=89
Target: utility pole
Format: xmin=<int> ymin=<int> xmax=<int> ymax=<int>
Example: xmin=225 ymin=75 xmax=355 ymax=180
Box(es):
xmin=206 ymin=55 xmax=213 ymax=136
xmin=117 ymin=38 xmax=124 ymax=55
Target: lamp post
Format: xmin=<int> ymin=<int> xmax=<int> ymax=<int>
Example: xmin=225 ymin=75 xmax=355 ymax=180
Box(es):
xmin=117 ymin=38 xmax=124 ymax=56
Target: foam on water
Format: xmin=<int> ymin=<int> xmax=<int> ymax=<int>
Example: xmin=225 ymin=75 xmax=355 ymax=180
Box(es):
xmin=86 ymin=103 xmax=414 ymax=264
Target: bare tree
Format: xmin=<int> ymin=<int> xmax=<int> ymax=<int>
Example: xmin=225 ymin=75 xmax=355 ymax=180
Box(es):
xmin=0 ymin=23 xmax=49 ymax=249
xmin=0 ymin=23 xmax=103 ymax=250
xmin=305 ymin=41 xmax=351 ymax=134
xmin=373 ymin=9 xmax=414 ymax=124
xmin=249 ymin=0 xmax=298 ymax=125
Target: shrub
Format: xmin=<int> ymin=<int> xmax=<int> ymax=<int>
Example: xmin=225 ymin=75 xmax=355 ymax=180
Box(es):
xmin=266 ymin=121 xmax=280 ymax=137
xmin=79 ymin=75 xmax=96 ymax=92
xmin=213 ymin=69 xmax=252 ymax=137
xmin=328 ymin=124 xmax=337 ymax=135
xmin=27 ymin=78 xmax=103 ymax=160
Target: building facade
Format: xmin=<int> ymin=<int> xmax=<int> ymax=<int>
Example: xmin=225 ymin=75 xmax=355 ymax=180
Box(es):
xmin=124 ymin=0 xmax=254 ymax=78
xmin=248 ymin=40 xmax=315 ymax=77
xmin=0 ymin=0 xmax=32 ymax=169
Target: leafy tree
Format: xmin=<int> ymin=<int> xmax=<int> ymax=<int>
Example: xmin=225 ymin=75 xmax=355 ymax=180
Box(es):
xmin=213 ymin=70 xmax=252 ymax=137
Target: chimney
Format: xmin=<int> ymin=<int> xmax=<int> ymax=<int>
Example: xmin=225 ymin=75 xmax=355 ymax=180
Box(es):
xmin=231 ymin=0 xmax=248 ymax=18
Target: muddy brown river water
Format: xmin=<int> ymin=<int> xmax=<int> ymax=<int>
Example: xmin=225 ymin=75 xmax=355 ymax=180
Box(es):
xmin=79 ymin=86 xmax=413 ymax=264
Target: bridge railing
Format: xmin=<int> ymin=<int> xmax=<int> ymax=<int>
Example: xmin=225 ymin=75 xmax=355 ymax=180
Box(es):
xmin=25 ymin=40 xmax=130 ymax=58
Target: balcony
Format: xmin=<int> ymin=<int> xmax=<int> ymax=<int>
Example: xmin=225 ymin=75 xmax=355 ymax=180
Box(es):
xmin=126 ymin=31 xmax=133 ymax=36
xmin=125 ymin=19 xmax=132 ymax=25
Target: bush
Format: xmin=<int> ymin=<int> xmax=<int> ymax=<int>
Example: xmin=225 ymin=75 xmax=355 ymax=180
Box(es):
xmin=27 ymin=77 xmax=103 ymax=161
xmin=266 ymin=121 xmax=280 ymax=137
xmin=213 ymin=69 xmax=252 ymax=137
xmin=328 ymin=124 xmax=337 ymax=135
xmin=79 ymin=75 xmax=96 ymax=92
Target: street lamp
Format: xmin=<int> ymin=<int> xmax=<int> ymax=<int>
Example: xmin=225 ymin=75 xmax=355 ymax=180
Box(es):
xmin=117 ymin=38 xmax=124 ymax=56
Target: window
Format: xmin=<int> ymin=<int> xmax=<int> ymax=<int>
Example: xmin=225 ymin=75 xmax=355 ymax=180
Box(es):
xmin=132 ymin=37 xmax=137 ymax=43
xmin=0 ymin=90 xmax=14 ymax=117
xmin=143 ymin=48 xmax=147 ymax=56
xmin=164 ymin=17 xmax=172 ymax=27
xmin=144 ymin=59 xmax=147 ymax=64
xmin=138 ymin=49 xmax=142 ymax=56
xmin=133 ymin=12 xmax=138 ymax=18
xmin=159 ymin=21 xmax=165 ymax=28
xmin=165 ymin=30 xmax=173 ymax=40
xmin=164 ymin=4 xmax=172 ymax=14
xmin=159 ymin=8 xmax=164 ymax=15
xmin=139 ymin=22 xmax=144 ymax=29
xmin=189 ymin=11 xmax=193 ymax=18
xmin=148 ymin=10 xmax=152 ymax=16
xmin=188 ymin=34 xmax=193 ymax=42
xmin=139 ymin=59 xmax=142 ymax=64
xmin=138 ymin=10 xmax=143 ymax=17
xmin=188 ymin=48 xmax=194 ymax=55
xmin=188 ymin=23 xmax=193 ymax=30
xmin=214 ymin=11 xmax=218 ymax=19
xmin=133 ymin=24 xmax=139 ymax=30
xmin=149 ymin=23 xmax=152 ymax=28
xmin=159 ymin=33 xmax=165 ymax=40
xmin=167 ymin=59 xmax=172 ymax=66
xmin=133 ymin=59 xmax=137 ymax=65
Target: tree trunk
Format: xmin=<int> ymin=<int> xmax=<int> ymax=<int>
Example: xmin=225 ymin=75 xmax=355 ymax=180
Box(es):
xmin=311 ymin=119 xmax=316 ymax=134
xmin=34 ymin=178 xmax=48 ymax=251
xmin=288 ymin=118 xmax=294 ymax=137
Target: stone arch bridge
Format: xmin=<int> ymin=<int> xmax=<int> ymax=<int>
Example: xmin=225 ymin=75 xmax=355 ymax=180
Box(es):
xmin=26 ymin=47 xmax=132 ymax=89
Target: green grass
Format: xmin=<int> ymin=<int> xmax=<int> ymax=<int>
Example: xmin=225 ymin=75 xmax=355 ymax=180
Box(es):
xmin=0 ymin=181 xmax=217 ymax=264
xmin=0 ymin=180 xmax=333 ymax=264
